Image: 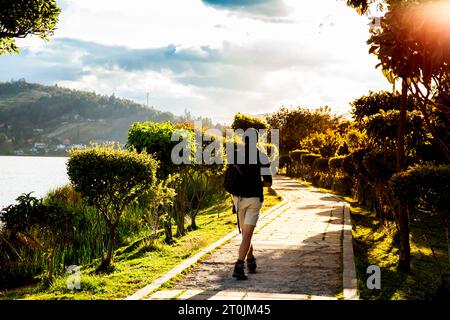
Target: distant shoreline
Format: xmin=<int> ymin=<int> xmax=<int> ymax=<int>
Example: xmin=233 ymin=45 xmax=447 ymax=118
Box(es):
xmin=0 ymin=154 xmax=68 ymax=158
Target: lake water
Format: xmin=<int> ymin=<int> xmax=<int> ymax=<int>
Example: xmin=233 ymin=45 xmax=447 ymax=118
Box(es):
xmin=0 ymin=156 xmax=69 ymax=209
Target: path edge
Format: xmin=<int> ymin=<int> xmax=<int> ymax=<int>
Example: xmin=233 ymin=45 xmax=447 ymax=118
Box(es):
xmin=285 ymin=177 xmax=359 ymax=300
xmin=124 ymin=192 xmax=289 ymax=300
xmin=342 ymin=204 xmax=358 ymax=300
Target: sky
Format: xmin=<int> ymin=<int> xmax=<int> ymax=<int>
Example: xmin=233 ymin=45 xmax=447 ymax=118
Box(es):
xmin=0 ymin=0 xmax=392 ymax=123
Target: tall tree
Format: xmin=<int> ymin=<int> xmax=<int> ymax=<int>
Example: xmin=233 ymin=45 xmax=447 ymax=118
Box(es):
xmin=0 ymin=0 xmax=61 ymax=54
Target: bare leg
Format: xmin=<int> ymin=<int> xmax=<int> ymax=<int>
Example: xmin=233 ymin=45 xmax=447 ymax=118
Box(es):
xmin=246 ymin=244 xmax=254 ymax=260
xmin=238 ymin=224 xmax=255 ymax=261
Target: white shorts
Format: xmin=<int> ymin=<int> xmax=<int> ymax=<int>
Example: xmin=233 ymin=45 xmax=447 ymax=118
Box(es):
xmin=233 ymin=196 xmax=263 ymax=227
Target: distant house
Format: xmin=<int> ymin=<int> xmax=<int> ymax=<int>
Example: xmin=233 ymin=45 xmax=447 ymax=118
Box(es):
xmin=55 ymin=144 xmax=67 ymax=151
xmin=14 ymin=149 xmax=24 ymax=156
xmin=34 ymin=142 xmax=47 ymax=149
xmin=69 ymin=144 xmax=84 ymax=150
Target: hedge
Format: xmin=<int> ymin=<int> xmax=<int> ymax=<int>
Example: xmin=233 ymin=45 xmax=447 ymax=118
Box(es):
xmin=390 ymin=164 xmax=450 ymax=214
xmin=312 ymin=157 xmax=330 ymax=172
xmin=290 ymin=149 xmax=309 ymax=162
xmin=329 ymin=156 xmax=346 ymax=170
xmin=301 ymin=153 xmax=321 ymax=166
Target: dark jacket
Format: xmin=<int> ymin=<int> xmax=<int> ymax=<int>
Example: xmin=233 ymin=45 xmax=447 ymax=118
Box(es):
xmin=234 ymin=144 xmax=272 ymax=202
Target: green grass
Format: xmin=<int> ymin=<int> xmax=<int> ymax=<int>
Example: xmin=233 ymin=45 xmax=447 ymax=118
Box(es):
xmin=0 ymin=189 xmax=282 ymax=300
xmin=352 ymin=206 xmax=450 ymax=300
xmin=293 ymin=176 xmax=450 ymax=300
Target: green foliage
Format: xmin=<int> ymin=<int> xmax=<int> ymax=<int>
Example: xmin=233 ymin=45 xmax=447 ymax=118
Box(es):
xmin=351 ymin=91 xmax=416 ymax=123
xmin=329 ymin=156 xmax=346 ymax=171
xmin=364 ymin=109 xmax=427 ymax=156
xmin=0 ymin=193 xmax=78 ymax=282
xmin=231 ymin=113 xmax=268 ymax=131
xmin=278 ymin=154 xmax=292 ymax=169
xmin=266 ymin=106 xmax=340 ymax=153
xmin=0 ymin=0 xmax=60 ymax=54
xmin=140 ymin=176 xmax=177 ymax=245
xmin=367 ymin=1 xmax=450 ymax=160
xmin=289 ymin=149 xmax=309 ymax=162
xmin=390 ymin=164 xmax=450 ymax=216
xmin=127 ymin=121 xmax=186 ymax=179
xmin=312 ymin=157 xmax=330 ymax=172
xmin=337 ymin=142 xmax=350 ymax=155
xmin=302 ymin=129 xmax=341 ymax=158
xmin=362 ymin=150 xmax=396 ymax=182
xmin=67 ymin=144 xmax=158 ymax=267
xmin=301 ymin=153 xmax=321 ymax=166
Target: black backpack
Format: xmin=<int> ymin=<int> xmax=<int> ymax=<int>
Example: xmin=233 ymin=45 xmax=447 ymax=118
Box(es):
xmin=223 ymin=164 xmax=244 ymax=196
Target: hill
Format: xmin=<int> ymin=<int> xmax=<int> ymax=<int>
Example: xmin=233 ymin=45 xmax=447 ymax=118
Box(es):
xmin=0 ymin=80 xmax=179 ymax=155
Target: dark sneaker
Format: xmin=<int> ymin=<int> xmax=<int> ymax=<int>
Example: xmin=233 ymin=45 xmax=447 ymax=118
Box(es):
xmin=247 ymin=257 xmax=257 ymax=273
xmin=232 ymin=261 xmax=248 ymax=280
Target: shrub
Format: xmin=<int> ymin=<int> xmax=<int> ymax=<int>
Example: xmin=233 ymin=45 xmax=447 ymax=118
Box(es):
xmin=312 ymin=157 xmax=330 ymax=172
xmin=67 ymin=144 xmax=158 ymax=268
xmin=127 ymin=121 xmax=185 ymax=179
xmin=231 ymin=113 xmax=269 ymax=131
xmin=301 ymin=153 xmax=321 ymax=167
xmin=342 ymin=154 xmax=355 ymax=176
xmin=390 ymin=164 xmax=450 ymax=264
xmin=289 ymin=149 xmax=309 ymax=162
xmin=329 ymin=156 xmax=346 ymax=171
xmin=279 ymin=154 xmax=292 ymax=169
xmin=332 ymin=176 xmax=353 ymax=196
xmin=0 ymin=193 xmax=78 ymax=282
xmin=390 ymin=164 xmax=450 ymax=215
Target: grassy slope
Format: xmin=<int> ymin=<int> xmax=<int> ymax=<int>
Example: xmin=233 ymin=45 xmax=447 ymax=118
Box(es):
xmin=0 ymin=189 xmax=282 ymax=300
xmin=293 ymin=177 xmax=450 ymax=300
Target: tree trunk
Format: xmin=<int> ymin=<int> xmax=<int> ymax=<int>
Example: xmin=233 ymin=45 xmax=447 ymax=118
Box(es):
xmin=48 ymin=246 xmax=56 ymax=282
xmin=164 ymin=216 xmax=173 ymax=244
xmin=104 ymin=223 xmax=117 ymax=268
xmin=396 ymin=79 xmax=411 ymax=272
xmin=190 ymin=214 xmax=198 ymax=230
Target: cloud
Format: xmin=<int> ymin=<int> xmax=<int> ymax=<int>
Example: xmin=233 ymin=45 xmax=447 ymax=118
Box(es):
xmin=0 ymin=0 xmax=393 ymax=123
xmin=202 ymin=0 xmax=292 ymax=21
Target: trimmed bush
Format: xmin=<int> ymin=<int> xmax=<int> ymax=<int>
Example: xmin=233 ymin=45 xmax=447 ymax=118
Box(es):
xmin=312 ymin=157 xmax=330 ymax=172
xmin=127 ymin=121 xmax=186 ymax=179
xmin=279 ymin=154 xmax=292 ymax=169
xmin=342 ymin=154 xmax=355 ymax=176
xmin=301 ymin=153 xmax=321 ymax=166
xmin=289 ymin=149 xmax=309 ymax=162
xmin=329 ymin=156 xmax=346 ymax=170
xmin=231 ymin=112 xmax=269 ymax=131
xmin=390 ymin=164 xmax=450 ymax=215
xmin=67 ymin=144 xmax=158 ymax=268
xmin=390 ymin=164 xmax=450 ymax=264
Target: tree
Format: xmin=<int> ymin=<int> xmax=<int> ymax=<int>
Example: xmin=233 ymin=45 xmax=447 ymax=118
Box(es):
xmin=0 ymin=0 xmax=61 ymax=54
xmin=67 ymin=144 xmax=158 ymax=269
xmin=366 ymin=1 xmax=450 ymax=270
xmin=367 ymin=1 xmax=450 ymax=161
xmin=231 ymin=113 xmax=269 ymax=131
xmin=127 ymin=121 xmax=192 ymax=238
xmin=266 ymin=106 xmax=340 ymax=154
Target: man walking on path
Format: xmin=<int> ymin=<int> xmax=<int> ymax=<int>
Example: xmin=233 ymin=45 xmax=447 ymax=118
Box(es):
xmin=225 ymin=130 xmax=272 ymax=280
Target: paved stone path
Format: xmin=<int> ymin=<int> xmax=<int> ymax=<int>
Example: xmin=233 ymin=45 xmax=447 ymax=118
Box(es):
xmin=144 ymin=176 xmax=349 ymax=300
